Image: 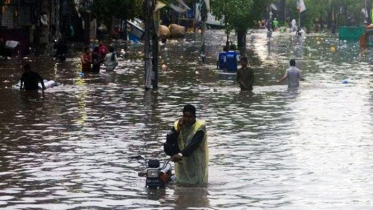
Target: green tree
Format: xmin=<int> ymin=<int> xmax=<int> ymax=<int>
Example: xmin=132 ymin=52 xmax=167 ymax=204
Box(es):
xmin=92 ymin=0 xmax=142 ymax=41
xmin=211 ymin=0 xmax=254 ymax=55
xmin=211 ymin=0 xmax=276 ymax=55
xmin=287 ymin=0 xmax=365 ymax=31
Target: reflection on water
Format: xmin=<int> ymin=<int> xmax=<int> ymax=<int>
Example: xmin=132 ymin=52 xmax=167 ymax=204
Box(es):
xmin=0 ymin=30 xmax=373 ymax=209
xmin=172 ymin=187 xmax=209 ymax=209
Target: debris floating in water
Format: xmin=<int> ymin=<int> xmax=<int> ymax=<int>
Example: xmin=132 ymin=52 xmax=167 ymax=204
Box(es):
xmin=342 ymin=79 xmax=348 ymax=84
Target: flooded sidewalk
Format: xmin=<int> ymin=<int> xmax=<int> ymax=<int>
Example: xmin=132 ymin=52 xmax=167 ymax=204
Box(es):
xmin=0 ymin=29 xmax=373 ymax=209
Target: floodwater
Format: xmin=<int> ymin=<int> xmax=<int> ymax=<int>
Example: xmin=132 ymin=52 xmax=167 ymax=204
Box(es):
xmin=1 ymin=29 xmax=373 ymax=210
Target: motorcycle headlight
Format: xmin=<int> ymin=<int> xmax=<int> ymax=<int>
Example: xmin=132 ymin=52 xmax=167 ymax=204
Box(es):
xmin=147 ymin=168 xmax=159 ymax=178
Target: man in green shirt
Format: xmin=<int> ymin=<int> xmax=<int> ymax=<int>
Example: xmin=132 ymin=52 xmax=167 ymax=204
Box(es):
xmin=236 ymin=56 xmax=254 ymax=91
xmin=273 ymin=18 xmax=279 ymax=30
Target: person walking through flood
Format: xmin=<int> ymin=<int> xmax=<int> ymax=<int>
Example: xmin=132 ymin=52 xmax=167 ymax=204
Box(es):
xmin=272 ymin=18 xmax=279 ymax=31
xmin=236 ymin=56 xmax=254 ymax=91
xmin=81 ymin=46 xmax=92 ymax=73
xmin=20 ymin=63 xmax=45 ymax=91
xmin=278 ymin=59 xmax=302 ymax=88
xmin=98 ymin=41 xmax=109 ymax=61
xmin=104 ymin=46 xmax=118 ymax=71
xmin=91 ymin=47 xmax=101 ymax=73
xmin=164 ymin=104 xmax=208 ymax=185
xmin=291 ymin=19 xmax=297 ymax=32
xmin=54 ymin=38 xmax=68 ymax=62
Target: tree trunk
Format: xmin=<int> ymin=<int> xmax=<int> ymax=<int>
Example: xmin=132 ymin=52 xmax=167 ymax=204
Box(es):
xmin=237 ymin=30 xmax=247 ymax=56
xmin=224 ymin=15 xmax=229 ymax=49
xmin=331 ymin=6 xmax=336 ymax=34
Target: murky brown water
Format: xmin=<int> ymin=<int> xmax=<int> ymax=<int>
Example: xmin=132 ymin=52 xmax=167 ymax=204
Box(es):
xmin=1 ymin=29 xmax=373 ymax=209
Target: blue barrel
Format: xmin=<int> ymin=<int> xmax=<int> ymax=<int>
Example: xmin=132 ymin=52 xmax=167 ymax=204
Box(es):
xmin=226 ymin=51 xmax=238 ymax=72
xmin=218 ymin=51 xmax=227 ymax=69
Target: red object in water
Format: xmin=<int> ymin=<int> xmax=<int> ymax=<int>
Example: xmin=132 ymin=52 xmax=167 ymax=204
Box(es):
xmin=160 ymin=173 xmax=169 ymax=183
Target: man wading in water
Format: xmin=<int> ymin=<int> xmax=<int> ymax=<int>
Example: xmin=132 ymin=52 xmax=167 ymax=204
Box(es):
xmin=20 ymin=63 xmax=45 ymax=91
xmin=278 ymin=59 xmax=302 ymax=88
xmin=164 ymin=104 xmax=209 ymax=185
xmin=236 ymin=56 xmax=255 ymax=92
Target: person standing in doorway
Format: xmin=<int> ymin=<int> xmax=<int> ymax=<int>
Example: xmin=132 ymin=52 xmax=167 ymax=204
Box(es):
xmin=278 ymin=59 xmax=302 ymax=88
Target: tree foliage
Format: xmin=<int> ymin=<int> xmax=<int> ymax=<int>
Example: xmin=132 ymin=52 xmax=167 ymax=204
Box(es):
xmin=210 ymin=0 xmax=366 ymax=33
xmin=92 ymin=0 xmax=142 ymax=27
xmin=211 ymin=0 xmax=278 ymax=33
xmin=287 ymin=0 xmax=365 ymax=29
xmin=211 ymin=0 xmax=252 ymax=34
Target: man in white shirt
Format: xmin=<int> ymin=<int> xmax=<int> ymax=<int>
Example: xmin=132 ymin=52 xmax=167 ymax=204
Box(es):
xmin=40 ymin=12 xmax=49 ymax=27
xmin=278 ymin=59 xmax=302 ymax=88
xmin=291 ymin=19 xmax=297 ymax=32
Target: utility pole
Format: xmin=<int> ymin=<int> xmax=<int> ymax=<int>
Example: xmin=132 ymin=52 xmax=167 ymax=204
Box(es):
xmin=267 ymin=5 xmax=272 ymax=38
xmin=200 ymin=0 xmax=207 ymax=64
xmin=144 ymin=0 xmax=155 ymax=90
xmin=82 ymin=0 xmax=92 ymax=45
xmin=0 ymin=0 xmax=2 ymax=28
xmin=368 ymin=0 xmax=373 ymax=25
xmin=152 ymin=0 xmax=159 ymax=90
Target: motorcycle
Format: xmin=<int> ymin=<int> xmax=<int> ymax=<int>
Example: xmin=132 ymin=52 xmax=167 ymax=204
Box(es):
xmin=138 ymin=159 xmax=173 ymax=189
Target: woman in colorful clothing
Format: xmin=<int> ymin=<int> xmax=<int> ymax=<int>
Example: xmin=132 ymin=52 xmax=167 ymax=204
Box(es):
xmin=98 ymin=41 xmax=109 ymax=61
xmin=81 ymin=46 xmax=92 ymax=72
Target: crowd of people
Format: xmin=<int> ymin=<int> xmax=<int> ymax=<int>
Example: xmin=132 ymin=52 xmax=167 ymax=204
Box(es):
xmin=164 ymin=43 xmax=302 ymax=185
xmin=14 ymin=33 xmax=301 ymax=187
xmin=217 ymin=45 xmax=302 ymax=91
xmin=15 ymin=40 xmax=120 ymax=92
xmin=81 ymin=41 xmax=119 ymax=73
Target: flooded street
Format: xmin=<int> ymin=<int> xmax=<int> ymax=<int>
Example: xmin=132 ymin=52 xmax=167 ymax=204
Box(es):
xmin=1 ymin=29 xmax=373 ymax=209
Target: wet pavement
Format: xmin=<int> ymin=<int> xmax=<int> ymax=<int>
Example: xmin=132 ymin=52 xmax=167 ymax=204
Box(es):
xmin=1 ymin=29 xmax=373 ymax=209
